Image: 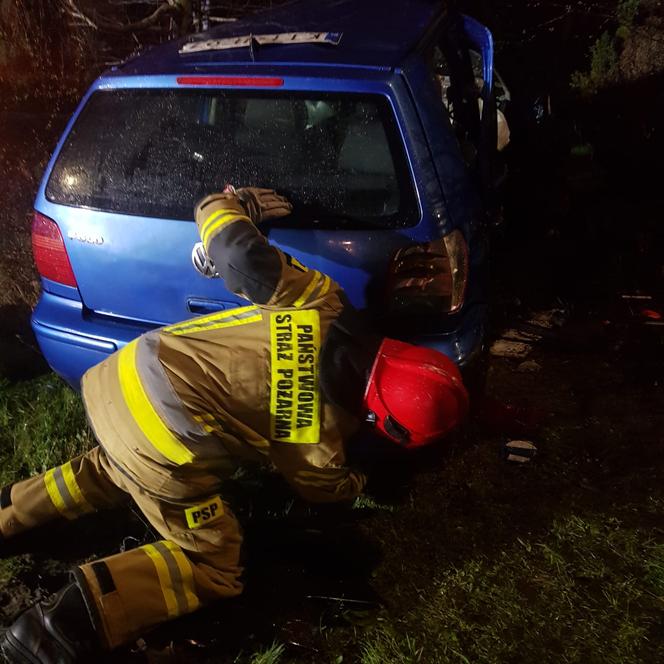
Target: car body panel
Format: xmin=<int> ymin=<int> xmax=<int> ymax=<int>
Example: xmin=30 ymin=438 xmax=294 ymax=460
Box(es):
xmin=462 ymin=15 xmax=494 ymax=91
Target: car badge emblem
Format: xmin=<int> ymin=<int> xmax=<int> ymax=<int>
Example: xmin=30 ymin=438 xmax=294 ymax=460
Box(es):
xmin=192 ymin=242 xmax=218 ymax=278
xmin=67 ymin=229 xmax=104 ymax=245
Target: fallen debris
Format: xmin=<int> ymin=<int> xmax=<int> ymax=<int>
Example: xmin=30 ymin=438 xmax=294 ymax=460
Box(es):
xmin=491 ymin=307 xmax=569 ymax=359
xmin=503 ymin=440 xmax=538 ymax=464
xmin=517 ymin=359 xmax=542 ymax=373
xmin=525 ymin=309 xmax=567 ymax=330
xmin=490 ymin=339 xmax=532 ymax=359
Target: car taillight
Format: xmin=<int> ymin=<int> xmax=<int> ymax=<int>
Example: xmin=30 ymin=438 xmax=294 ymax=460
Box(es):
xmin=176 ymin=76 xmax=284 ymax=87
xmin=31 ymin=212 xmax=77 ymax=288
xmin=386 ymin=230 xmax=468 ymax=316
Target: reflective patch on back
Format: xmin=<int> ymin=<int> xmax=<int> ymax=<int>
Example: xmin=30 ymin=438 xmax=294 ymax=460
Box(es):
xmin=269 ymin=310 xmax=321 ymax=444
xmin=184 ymin=496 xmax=225 ymax=529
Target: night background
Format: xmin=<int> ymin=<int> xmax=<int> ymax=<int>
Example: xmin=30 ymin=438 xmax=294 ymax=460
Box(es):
xmin=0 ymin=1 xmax=663 ymax=662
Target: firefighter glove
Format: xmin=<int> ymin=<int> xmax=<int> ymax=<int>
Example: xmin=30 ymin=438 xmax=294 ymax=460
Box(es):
xmin=236 ymin=187 xmax=293 ymax=224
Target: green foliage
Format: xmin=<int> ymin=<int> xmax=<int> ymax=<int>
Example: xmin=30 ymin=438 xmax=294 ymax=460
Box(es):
xmin=571 ymin=32 xmax=618 ymax=95
xmin=0 ymin=375 xmax=92 ymax=484
xmin=617 ymin=0 xmax=641 ymax=30
xmin=0 ymin=555 xmax=31 ymax=585
xmin=352 ymin=495 xmax=397 ymax=512
xmin=248 ymin=641 xmax=285 ymax=664
xmin=571 ymin=0 xmax=642 ymax=94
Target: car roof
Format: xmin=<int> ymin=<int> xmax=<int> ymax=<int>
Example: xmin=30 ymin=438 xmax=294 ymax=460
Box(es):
xmin=114 ymin=0 xmax=447 ymax=76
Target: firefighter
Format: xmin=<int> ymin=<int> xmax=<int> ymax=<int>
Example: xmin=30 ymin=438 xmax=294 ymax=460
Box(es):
xmin=0 ymin=187 xmax=469 ymax=663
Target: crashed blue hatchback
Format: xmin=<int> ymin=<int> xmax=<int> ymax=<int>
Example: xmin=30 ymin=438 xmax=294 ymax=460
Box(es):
xmin=31 ymin=0 xmax=503 ymax=388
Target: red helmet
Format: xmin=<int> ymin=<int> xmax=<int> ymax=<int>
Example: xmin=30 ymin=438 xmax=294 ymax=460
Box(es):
xmin=363 ymin=338 xmax=469 ymax=448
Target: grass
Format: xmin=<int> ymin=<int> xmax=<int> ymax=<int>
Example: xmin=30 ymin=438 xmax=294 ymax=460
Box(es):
xmin=248 ymin=642 xmax=285 ymax=664
xmin=0 ymin=375 xmax=92 ymax=589
xmin=360 ymin=514 xmax=664 ymax=663
xmin=0 ymin=375 xmax=92 ymax=482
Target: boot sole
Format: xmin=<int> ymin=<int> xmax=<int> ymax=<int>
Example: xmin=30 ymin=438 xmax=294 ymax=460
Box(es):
xmin=0 ymin=629 xmax=42 ymax=664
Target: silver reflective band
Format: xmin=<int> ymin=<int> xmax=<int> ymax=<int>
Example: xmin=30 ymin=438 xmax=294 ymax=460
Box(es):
xmin=180 ymin=31 xmax=343 ymax=54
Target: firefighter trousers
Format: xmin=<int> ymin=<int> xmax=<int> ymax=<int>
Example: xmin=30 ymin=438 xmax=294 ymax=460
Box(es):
xmin=0 ymin=446 xmax=243 ymax=649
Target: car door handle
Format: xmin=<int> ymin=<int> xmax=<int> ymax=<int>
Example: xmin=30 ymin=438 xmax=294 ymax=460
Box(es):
xmin=187 ymin=298 xmax=238 ymax=315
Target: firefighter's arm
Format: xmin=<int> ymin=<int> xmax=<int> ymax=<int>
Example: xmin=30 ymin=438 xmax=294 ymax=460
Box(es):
xmin=269 ymin=443 xmax=367 ymax=504
xmin=194 ymin=188 xmax=335 ymax=307
xmin=283 ymin=464 xmax=367 ymax=504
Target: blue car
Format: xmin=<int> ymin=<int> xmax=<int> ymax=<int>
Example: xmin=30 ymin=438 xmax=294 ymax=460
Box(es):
xmin=31 ymin=0 xmax=500 ymax=388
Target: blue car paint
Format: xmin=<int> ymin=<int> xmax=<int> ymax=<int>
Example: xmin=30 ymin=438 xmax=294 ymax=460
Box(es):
xmin=31 ymin=0 xmax=494 ymax=388
xmin=462 ymin=14 xmax=495 ymax=92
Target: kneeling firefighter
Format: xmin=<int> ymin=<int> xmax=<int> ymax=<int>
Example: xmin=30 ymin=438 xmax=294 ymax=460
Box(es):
xmin=0 ymin=187 xmax=469 ymax=663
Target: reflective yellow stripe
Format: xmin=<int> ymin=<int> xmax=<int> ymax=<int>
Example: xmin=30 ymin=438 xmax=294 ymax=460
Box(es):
xmin=202 ymin=211 xmax=251 ymax=248
xmin=198 ymin=313 xmax=262 ymax=333
xmin=169 ymin=312 xmax=262 ymax=336
xmin=317 ymin=275 xmax=331 ymax=298
xmin=164 ymin=541 xmax=200 ymax=612
xmin=163 ymin=305 xmax=257 ymax=333
xmin=289 ymin=255 xmax=308 ymax=272
xmin=143 ymin=544 xmax=179 ymax=618
xmin=200 ymin=208 xmax=236 ymax=240
xmin=118 ymin=341 xmax=194 ymax=465
xmin=44 ymin=469 xmax=67 ymax=515
xmin=61 ymin=461 xmax=94 ymax=513
xmin=293 ymin=272 xmax=323 ymax=307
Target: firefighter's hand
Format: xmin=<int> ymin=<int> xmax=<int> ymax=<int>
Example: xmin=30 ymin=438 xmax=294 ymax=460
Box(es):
xmin=236 ymin=187 xmax=293 ymax=224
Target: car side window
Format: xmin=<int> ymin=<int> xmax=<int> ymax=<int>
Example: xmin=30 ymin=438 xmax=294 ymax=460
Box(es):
xmin=430 ymin=39 xmax=482 ymax=169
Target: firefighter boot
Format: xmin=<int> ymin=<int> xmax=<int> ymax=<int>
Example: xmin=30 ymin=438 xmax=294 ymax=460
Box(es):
xmin=1 ymin=583 xmax=98 ymax=663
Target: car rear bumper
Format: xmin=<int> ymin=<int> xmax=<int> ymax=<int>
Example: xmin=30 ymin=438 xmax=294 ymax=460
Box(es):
xmin=33 ymin=292 xmax=487 ymax=389
xmin=31 ymin=292 xmax=151 ymax=388
xmin=405 ymin=303 xmax=488 ymax=369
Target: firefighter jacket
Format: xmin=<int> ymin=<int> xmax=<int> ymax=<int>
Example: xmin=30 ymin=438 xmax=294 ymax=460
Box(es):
xmin=81 ymin=192 xmax=369 ymax=507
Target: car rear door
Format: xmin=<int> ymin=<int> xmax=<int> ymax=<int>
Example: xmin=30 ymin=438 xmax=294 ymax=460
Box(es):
xmin=37 ymin=75 xmax=431 ymax=324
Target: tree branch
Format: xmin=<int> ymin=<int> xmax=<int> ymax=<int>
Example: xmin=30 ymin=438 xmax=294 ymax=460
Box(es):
xmin=62 ymin=0 xmax=180 ymax=33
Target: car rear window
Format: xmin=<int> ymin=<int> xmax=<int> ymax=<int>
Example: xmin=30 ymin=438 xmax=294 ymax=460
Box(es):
xmin=46 ymin=89 xmax=419 ymax=229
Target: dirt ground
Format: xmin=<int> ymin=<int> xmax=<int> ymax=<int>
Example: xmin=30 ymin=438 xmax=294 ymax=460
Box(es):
xmin=0 ymin=1 xmax=664 ymax=662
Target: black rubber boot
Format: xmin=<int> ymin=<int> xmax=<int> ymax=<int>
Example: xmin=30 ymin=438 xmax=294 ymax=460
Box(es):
xmin=1 ymin=583 xmax=97 ymax=663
